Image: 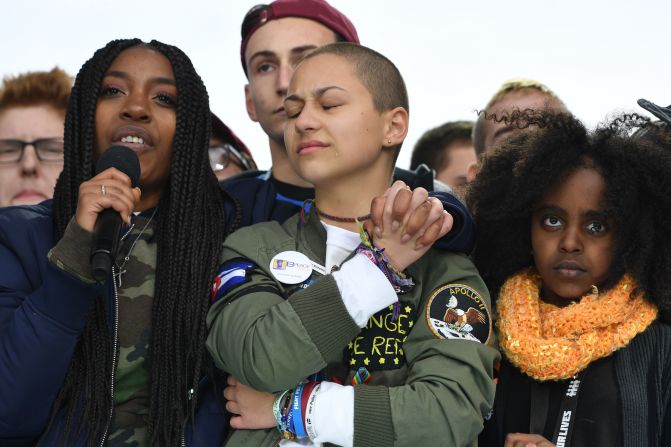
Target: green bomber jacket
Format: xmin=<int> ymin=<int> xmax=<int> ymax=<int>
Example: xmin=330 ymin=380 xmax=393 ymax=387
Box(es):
xmin=206 ymin=209 xmax=500 ymax=447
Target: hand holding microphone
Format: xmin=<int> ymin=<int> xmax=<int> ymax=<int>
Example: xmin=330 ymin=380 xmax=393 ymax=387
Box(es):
xmin=74 ymin=146 xmax=141 ymax=282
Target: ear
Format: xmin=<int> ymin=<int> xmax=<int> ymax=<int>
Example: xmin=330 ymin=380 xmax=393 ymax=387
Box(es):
xmin=244 ymin=84 xmax=258 ymax=122
xmin=382 ymin=107 xmax=409 ymax=148
xmin=467 ymin=161 xmax=479 ymax=182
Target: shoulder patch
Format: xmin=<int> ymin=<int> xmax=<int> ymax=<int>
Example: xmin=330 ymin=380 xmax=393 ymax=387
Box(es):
xmin=425 ymin=283 xmax=491 ymax=344
xmin=210 ymin=259 xmax=256 ymax=304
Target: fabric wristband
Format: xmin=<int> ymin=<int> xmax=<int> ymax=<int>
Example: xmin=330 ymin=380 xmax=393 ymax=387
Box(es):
xmin=304 ymin=383 xmax=322 ymax=441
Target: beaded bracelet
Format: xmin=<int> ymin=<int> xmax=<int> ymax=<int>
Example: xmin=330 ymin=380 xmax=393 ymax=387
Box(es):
xmin=356 ymin=224 xmax=415 ymax=305
xmin=272 ymin=389 xmax=290 ymax=432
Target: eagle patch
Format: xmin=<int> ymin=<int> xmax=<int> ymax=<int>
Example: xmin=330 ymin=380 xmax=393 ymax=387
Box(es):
xmin=425 ymin=283 xmax=491 ymax=344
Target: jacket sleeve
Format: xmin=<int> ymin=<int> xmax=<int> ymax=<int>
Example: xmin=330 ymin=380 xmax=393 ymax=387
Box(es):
xmin=206 ymin=242 xmax=361 ymax=392
xmin=429 ymin=191 xmax=475 ymax=255
xmin=352 ymin=254 xmax=499 ymax=447
xmin=0 ymin=211 xmax=100 ymax=439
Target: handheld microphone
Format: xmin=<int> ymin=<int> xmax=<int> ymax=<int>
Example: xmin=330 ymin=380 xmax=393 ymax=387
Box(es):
xmin=90 ymin=146 xmax=141 ymax=283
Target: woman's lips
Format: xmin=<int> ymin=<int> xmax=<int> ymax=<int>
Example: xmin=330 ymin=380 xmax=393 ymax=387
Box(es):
xmin=297 ymin=140 xmax=328 ymax=155
xmin=553 ymin=260 xmax=586 ymax=277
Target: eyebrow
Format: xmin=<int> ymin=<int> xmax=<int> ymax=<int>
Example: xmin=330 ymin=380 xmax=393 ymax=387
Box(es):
xmin=285 ymin=85 xmax=346 ymax=104
xmin=248 ymin=45 xmax=318 ymax=67
xmin=533 ymin=204 xmax=609 ymax=219
xmin=103 ymin=70 xmax=176 ymax=86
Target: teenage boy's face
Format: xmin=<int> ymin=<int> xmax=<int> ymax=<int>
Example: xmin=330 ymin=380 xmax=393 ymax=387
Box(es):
xmin=283 ymin=54 xmax=389 ymax=186
xmin=243 ymin=17 xmax=338 ymax=147
xmin=531 ymin=167 xmax=615 ymax=305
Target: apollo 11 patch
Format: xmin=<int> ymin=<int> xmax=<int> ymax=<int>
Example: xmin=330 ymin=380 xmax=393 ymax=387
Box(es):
xmin=425 ymin=283 xmax=491 ymax=344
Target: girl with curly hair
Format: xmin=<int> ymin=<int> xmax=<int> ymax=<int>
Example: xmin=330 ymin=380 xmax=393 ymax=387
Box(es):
xmin=0 ymin=39 xmax=244 ymax=446
xmin=469 ymin=112 xmax=671 ymax=447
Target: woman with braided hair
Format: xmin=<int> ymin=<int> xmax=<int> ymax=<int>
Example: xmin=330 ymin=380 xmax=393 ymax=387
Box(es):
xmin=470 ymin=112 xmax=671 ymax=446
xmin=0 ymin=39 xmax=246 ymax=446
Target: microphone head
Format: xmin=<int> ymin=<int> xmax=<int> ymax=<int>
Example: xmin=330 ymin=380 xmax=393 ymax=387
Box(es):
xmin=95 ymin=145 xmax=141 ymax=187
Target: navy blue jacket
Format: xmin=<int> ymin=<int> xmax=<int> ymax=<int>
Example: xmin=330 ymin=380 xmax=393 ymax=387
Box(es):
xmin=0 ymin=175 xmax=473 ymax=445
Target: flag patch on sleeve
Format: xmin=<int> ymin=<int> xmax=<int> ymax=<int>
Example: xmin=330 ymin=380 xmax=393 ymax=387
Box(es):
xmin=210 ymin=260 xmax=256 ymax=304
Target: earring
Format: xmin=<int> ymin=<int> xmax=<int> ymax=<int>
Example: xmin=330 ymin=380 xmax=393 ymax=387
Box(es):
xmin=590 ymin=284 xmax=599 ymax=297
xmin=387 ymin=139 xmax=391 ymax=144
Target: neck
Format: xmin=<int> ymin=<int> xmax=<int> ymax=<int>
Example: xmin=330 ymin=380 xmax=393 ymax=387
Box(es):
xmin=314 ymin=172 xmax=390 ymax=232
xmin=269 ymin=138 xmax=312 ymax=187
xmin=136 ymin=189 xmax=161 ymax=212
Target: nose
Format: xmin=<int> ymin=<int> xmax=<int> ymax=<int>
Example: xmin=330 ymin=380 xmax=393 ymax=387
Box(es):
xmin=559 ymin=225 xmax=583 ymax=253
xmin=276 ymin=63 xmax=293 ymax=97
xmin=121 ymin=90 xmax=151 ymax=122
xmin=20 ymin=144 xmax=39 ymax=175
xmin=294 ymin=102 xmax=320 ymax=134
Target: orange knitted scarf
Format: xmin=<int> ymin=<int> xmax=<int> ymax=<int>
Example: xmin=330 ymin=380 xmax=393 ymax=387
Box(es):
xmin=497 ymin=269 xmax=657 ymax=381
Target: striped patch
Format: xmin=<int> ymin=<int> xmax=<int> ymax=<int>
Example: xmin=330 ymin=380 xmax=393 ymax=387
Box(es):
xmin=210 ymin=260 xmax=255 ymax=304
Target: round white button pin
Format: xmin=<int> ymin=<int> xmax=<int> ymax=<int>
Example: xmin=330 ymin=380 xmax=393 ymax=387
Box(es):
xmin=269 ymin=251 xmax=313 ymax=284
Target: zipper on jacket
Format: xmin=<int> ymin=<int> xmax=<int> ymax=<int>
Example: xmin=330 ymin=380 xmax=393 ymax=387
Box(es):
xmin=99 ymin=266 xmax=120 ymax=446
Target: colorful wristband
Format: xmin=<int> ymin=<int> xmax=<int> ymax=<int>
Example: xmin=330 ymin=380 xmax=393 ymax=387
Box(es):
xmin=291 ymin=383 xmax=307 ymax=438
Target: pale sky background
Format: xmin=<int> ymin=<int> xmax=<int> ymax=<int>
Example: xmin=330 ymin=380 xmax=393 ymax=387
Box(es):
xmin=3 ymin=0 xmax=668 ymax=170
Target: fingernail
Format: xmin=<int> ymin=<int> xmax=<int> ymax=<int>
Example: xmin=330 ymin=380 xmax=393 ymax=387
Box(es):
xmin=375 ymin=226 xmax=382 ymax=236
xmin=391 ymin=221 xmax=400 ymax=231
xmin=401 ymin=233 xmax=411 ymax=243
xmin=415 ymin=243 xmax=425 ymax=250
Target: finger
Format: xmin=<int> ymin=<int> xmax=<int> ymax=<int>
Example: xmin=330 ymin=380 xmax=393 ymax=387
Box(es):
xmin=223 ymin=386 xmax=237 ymax=401
xmin=227 ymin=375 xmax=239 ymax=386
xmin=225 ymin=400 xmax=240 ymax=415
xmin=399 ymin=188 xmax=429 ymax=240
xmin=416 ymin=209 xmax=453 ymax=247
xmin=229 ymin=415 xmax=245 ymax=429
xmin=384 ymin=181 xmax=409 ymax=232
xmin=369 ymin=196 xmax=387 ymax=236
xmin=390 ymin=188 xmax=412 ymax=228
xmin=403 ymin=200 xmax=431 ymax=242
xmin=92 ymin=167 xmax=134 ymax=187
xmin=93 ymin=190 xmax=136 ymax=224
xmin=414 ymin=197 xmax=445 ymax=239
xmin=415 ymin=214 xmax=443 ymax=248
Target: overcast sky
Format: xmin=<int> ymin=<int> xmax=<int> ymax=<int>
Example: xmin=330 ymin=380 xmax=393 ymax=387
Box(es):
xmin=3 ymin=0 xmax=668 ymax=170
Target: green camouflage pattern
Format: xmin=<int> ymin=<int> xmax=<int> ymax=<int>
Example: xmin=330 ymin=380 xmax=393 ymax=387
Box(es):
xmin=108 ymin=213 xmax=156 ymax=447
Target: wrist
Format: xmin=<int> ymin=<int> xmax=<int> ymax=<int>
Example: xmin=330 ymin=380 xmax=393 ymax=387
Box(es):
xmin=355 ymin=230 xmax=414 ymax=295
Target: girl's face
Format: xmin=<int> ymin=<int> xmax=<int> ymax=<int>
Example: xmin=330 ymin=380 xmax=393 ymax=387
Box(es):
xmin=283 ymin=53 xmax=393 ymax=187
xmin=531 ymin=167 xmax=615 ymax=305
xmin=94 ymin=46 xmax=177 ymax=193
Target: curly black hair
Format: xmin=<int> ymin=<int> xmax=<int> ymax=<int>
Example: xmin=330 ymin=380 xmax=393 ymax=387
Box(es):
xmin=47 ymin=39 xmax=240 ymax=446
xmin=468 ymin=111 xmax=671 ymax=322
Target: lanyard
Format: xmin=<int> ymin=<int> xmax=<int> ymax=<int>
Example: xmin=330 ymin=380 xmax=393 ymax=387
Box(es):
xmin=529 ymin=371 xmax=584 ymax=447
xmin=551 ymin=372 xmax=584 ymax=447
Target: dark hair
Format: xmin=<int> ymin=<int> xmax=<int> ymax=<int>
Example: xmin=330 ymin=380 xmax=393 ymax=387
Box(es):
xmin=468 ymin=111 xmax=671 ymax=321
xmin=410 ymin=120 xmax=473 ymax=171
xmin=49 ymin=39 xmax=238 ymax=446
